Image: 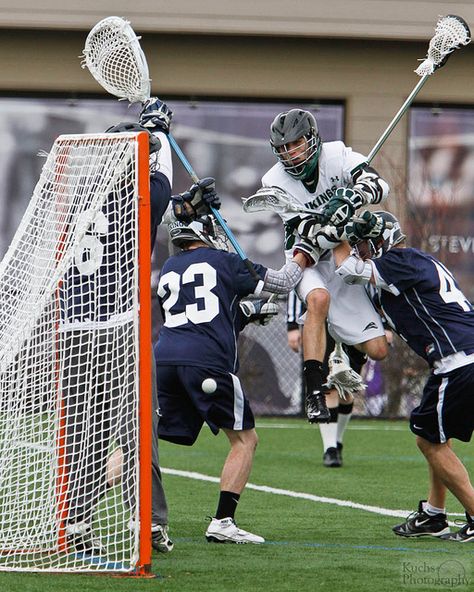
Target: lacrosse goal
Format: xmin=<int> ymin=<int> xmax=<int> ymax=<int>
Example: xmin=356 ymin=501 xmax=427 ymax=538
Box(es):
xmin=0 ymin=132 xmax=152 ymax=574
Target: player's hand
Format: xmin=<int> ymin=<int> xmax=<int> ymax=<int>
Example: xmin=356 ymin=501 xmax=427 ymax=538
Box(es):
xmin=172 ymin=177 xmax=221 ymax=223
xmin=240 ymin=299 xmax=279 ymax=326
xmin=139 ymin=97 xmax=173 ymax=134
xmin=287 ymin=328 xmax=302 ymax=352
xmin=321 ymin=188 xmax=364 ymax=227
xmin=345 ymin=210 xmax=386 ymax=245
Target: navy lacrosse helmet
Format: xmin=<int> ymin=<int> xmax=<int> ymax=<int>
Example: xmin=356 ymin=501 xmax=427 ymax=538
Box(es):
xmin=105 ymin=121 xmax=162 ymax=155
xmin=364 ymin=211 xmax=406 ymax=258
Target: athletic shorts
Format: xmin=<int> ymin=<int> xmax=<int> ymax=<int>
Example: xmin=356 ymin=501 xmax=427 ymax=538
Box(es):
xmin=410 ymin=363 xmax=474 ymax=443
xmin=156 ymin=365 xmax=255 ymax=446
xmin=290 ymin=254 xmax=384 ymax=346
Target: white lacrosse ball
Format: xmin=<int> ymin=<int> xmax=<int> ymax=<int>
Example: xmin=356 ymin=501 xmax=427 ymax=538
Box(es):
xmin=202 ymin=378 xmax=217 ymax=393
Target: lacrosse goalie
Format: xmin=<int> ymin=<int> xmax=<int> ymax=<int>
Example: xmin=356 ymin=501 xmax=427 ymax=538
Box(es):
xmin=246 ymin=109 xmax=389 ymax=424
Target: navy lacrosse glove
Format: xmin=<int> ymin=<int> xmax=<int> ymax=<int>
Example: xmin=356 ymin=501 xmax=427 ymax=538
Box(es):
xmin=139 ymin=97 xmax=173 ymax=134
xmin=240 ymin=299 xmax=279 ymax=327
xmin=345 ymin=210 xmax=386 ymax=246
xmin=172 ymin=177 xmax=221 ymax=223
xmin=321 ymin=188 xmax=364 ymax=227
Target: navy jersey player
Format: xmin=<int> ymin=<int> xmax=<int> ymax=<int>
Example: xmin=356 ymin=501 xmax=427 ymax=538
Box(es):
xmin=155 ymin=213 xmax=314 ymax=544
xmin=61 ymin=106 xmax=184 ymax=555
xmin=336 ymin=210 xmax=474 ymax=542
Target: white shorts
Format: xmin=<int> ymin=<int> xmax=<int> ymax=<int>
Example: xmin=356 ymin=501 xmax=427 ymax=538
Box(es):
xmin=292 ymin=254 xmax=384 ymax=346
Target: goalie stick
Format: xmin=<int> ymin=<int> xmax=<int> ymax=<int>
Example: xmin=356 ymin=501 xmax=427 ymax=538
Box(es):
xmin=81 ymin=16 xmax=260 ymax=280
xmin=353 ymin=14 xmax=471 ymax=172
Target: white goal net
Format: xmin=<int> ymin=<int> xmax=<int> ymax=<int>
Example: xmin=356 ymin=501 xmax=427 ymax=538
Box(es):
xmin=0 ymin=133 xmax=152 ymax=574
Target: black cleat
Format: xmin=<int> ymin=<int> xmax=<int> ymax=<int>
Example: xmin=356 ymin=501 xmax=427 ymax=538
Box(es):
xmin=323 ymin=447 xmax=342 ymax=468
xmin=66 ymin=522 xmax=105 ymax=555
xmin=441 ymin=513 xmax=474 ymax=542
xmin=306 ymin=390 xmax=330 ymax=423
xmin=336 ymin=441 xmax=343 ymax=465
xmin=392 ymin=500 xmax=450 ymax=538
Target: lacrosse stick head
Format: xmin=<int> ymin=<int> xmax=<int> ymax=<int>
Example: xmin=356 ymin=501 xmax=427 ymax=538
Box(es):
xmin=242 ymin=186 xmax=298 ymax=215
xmin=415 ymin=15 xmax=471 ymax=77
xmin=82 ymin=16 xmax=151 ymax=103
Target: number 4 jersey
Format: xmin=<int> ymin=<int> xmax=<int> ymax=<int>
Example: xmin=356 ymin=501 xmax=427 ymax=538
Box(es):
xmin=155 ymin=247 xmax=267 ymax=374
xmin=370 ymin=248 xmax=474 ymax=367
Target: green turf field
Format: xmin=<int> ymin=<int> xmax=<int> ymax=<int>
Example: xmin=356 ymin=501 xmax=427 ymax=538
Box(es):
xmin=1 ymin=418 xmax=473 ymax=591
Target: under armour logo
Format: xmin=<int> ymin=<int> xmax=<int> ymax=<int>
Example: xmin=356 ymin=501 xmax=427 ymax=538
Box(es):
xmin=363 ymin=322 xmax=378 ymax=331
xmin=330 ymin=176 xmax=339 ymax=183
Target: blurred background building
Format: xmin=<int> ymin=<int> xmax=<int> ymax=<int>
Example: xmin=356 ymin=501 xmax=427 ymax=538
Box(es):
xmin=0 ymin=1 xmax=473 ymax=416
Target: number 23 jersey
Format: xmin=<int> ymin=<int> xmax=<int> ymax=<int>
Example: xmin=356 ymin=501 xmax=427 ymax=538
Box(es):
xmin=155 ymin=247 xmax=267 ymax=373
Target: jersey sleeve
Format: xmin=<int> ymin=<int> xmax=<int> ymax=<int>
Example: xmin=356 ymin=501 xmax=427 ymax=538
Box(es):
xmin=229 ymin=254 xmax=267 ymax=297
xmin=372 ymin=249 xmax=426 ymax=294
xmin=340 ymin=144 xmax=367 ymax=184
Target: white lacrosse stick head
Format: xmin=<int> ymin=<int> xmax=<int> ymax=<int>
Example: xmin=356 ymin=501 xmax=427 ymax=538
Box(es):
xmin=415 ymin=15 xmax=471 ymax=77
xmin=82 ymin=16 xmax=151 ymax=103
xmin=242 ymin=186 xmax=297 ymax=214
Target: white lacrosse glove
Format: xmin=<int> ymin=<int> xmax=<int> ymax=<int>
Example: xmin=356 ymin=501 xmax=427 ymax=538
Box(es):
xmin=321 ymin=188 xmax=365 ymax=227
xmin=240 ymin=299 xmax=279 ymax=326
xmin=335 ymin=254 xmax=373 ymax=285
xmin=326 ymin=343 xmax=367 ymax=399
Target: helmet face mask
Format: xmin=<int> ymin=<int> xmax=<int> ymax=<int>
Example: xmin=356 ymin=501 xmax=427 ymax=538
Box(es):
xmin=270 ymin=109 xmax=322 ymax=180
xmin=168 ymin=215 xmax=228 ymax=251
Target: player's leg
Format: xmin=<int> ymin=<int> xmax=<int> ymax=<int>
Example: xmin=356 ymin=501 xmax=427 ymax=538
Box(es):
xmin=394 ymin=365 xmax=474 ymax=540
xmin=297 ymin=266 xmax=331 ymax=422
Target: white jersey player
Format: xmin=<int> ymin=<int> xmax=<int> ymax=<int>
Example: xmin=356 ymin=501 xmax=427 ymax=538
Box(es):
xmin=261 ymin=109 xmax=389 ymax=422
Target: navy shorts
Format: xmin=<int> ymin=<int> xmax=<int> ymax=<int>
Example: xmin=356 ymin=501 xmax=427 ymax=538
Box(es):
xmin=410 ymin=363 xmax=474 ymax=443
xmin=156 ymin=365 xmax=255 ymax=446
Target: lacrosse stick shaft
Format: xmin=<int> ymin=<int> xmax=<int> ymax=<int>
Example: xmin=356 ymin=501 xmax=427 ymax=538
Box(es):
xmin=365 ymin=75 xmax=429 ymax=167
xmin=352 ymin=75 xmax=429 ymax=174
xmin=167 ymin=133 xmax=258 ymax=277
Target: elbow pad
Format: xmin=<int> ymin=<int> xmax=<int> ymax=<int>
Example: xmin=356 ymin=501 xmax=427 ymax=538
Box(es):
xmin=352 ymin=166 xmax=389 ymax=205
xmin=263 ymin=261 xmax=303 ymax=294
xmin=335 ymin=255 xmax=373 ymax=285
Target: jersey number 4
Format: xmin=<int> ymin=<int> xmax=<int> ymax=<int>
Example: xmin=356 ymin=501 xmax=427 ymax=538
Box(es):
xmin=435 ymin=261 xmax=471 ymax=312
xmin=158 ymin=262 xmax=220 ymax=327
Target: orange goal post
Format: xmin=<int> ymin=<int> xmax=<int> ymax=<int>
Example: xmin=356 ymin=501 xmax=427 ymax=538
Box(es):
xmin=0 ymin=131 xmax=152 ymax=575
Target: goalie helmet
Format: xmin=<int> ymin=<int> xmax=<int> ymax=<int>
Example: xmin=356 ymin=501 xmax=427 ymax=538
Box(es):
xmin=364 ymin=211 xmax=406 ymax=259
xmin=168 ymin=214 xmax=228 ymax=251
xmin=270 ymin=109 xmax=322 ymax=181
xmin=105 ymin=121 xmax=162 ymax=155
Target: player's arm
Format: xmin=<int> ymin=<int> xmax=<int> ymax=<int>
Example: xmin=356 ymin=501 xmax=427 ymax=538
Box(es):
xmin=262 ymin=241 xmax=316 ymax=294
xmin=321 ymin=162 xmax=390 ymax=227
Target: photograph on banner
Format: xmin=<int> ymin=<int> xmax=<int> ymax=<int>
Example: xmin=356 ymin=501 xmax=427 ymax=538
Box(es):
xmin=408 ymin=106 xmax=474 ymax=301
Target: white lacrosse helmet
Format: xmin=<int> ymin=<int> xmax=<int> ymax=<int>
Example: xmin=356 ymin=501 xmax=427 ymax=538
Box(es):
xmin=168 ymin=215 xmax=228 ymax=251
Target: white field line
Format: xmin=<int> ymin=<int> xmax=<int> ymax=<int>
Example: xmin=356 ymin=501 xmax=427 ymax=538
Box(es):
xmin=255 ymin=423 xmax=408 ymax=431
xmin=161 ymin=467 xmax=464 ymax=521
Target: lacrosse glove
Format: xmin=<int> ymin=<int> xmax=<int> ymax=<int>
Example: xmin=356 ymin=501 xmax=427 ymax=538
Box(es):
xmin=139 ymin=97 xmax=173 ymax=134
xmin=344 ymin=210 xmax=386 ymax=246
xmin=172 ymin=177 xmax=221 ymax=223
xmin=321 ymin=187 xmax=365 ymax=227
xmin=240 ymin=298 xmax=279 ymax=327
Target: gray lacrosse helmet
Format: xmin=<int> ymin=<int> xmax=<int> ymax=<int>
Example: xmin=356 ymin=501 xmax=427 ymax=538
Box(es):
xmin=270 ymin=109 xmax=322 ymax=180
xmin=105 ymin=121 xmax=162 ymax=155
xmin=168 ymin=215 xmax=228 ymax=251
xmin=366 ymin=211 xmax=406 ymax=258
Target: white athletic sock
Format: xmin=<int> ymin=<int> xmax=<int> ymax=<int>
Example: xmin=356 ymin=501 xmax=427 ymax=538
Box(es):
xmin=423 ymin=501 xmax=446 ymax=516
xmin=319 ymin=422 xmax=338 ymax=451
xmin=336 ymin=406 xmax=353 ymax=444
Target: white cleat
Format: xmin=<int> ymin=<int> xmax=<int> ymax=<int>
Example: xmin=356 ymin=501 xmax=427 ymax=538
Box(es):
xmin=327 ymin=342 xmax=366 ymax=398
xmin=205 ymin=517 xmax=265 ymax=544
